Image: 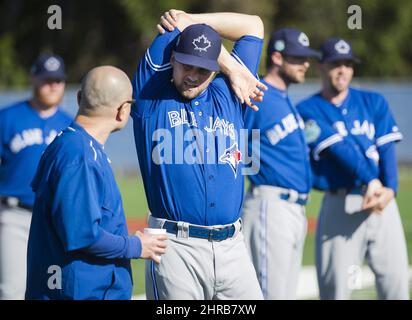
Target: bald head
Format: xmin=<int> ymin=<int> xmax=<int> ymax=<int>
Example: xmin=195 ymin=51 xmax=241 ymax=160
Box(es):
xmin=78 ymin=66 xmax=132 ymax=115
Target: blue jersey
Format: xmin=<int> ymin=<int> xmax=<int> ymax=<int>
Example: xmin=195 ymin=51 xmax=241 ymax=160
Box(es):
xmin=0 ymin=101 xmax=72 ymax=206
xmin=26 ymin=122 xmax=133 ymax=300
xmin=296 ymin=87 xmax=402 ymax=190
xmin=244 ymin=80 xmax=311 ymax=193
xmin=132 ymin=28 xmax=262 ymax=226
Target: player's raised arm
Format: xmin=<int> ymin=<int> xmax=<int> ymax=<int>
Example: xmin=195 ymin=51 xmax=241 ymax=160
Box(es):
xmin=218 ymin=46 xmax=266 ymax=110
xmin=185 ymin=12 xmax=263 ymax=40
xmin=157 ymin=9 xmax=267 ymax=110
xmin=158 ymin=10 xmax=263 ymax=40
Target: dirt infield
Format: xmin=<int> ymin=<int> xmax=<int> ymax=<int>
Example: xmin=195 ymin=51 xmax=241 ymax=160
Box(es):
xmin=127 ymin=217 xmax=318 ymax=234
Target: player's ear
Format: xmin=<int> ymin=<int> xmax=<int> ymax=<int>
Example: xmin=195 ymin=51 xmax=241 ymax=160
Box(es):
xmin=116 ymin=102 xmax=129 ymax=122
xmin=170 ymin=52 xmax=175 ymax=66
xmin=116 ymin=104 xmax=124 ymax=122
xmin=271 ymin=52 xmax=283 ymax=67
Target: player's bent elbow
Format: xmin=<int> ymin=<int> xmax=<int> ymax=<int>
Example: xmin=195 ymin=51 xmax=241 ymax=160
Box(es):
xmin=250 ymin=15 xmax=264 ymax=39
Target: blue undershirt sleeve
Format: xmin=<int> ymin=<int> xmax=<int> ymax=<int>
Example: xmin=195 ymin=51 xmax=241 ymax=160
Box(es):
xmin=326 ymin=141 xmax=376 ymax=184
xmin=378 ymin=142 xmax=398 ymax=193
xmin=81 ymin=227 xmax=142 ymax=259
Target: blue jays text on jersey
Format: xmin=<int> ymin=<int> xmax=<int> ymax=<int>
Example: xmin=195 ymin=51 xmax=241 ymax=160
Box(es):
xmin=26 ymin=122 xmax=137 ymax=300
xmin=132 ymin=28 xmax=263 ymax=226
xmin=296 ymin=87 xmax=402 ymax=190
xmin=244 ymin=80 xmax=312 ymax=194
xmin=0 ymin=101 xmax=72 ymax=206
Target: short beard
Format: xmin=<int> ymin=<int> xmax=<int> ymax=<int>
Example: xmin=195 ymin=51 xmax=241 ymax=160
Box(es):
xmin=279 ymin=68 xmax=301 ymax=85
xmin=34 ymin=93 xmax=62 ymax=109
xmin=179 ymin=89 xmax=201 ymax=100
xmin=173 ymin=81 xmax=205 ymax=100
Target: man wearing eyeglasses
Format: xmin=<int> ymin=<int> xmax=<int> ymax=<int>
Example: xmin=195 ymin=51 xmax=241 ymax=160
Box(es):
xmin=25 ymin=66 xmax=168 ymax=300
xmin=0 ymin=54 xmax=72 ymax=299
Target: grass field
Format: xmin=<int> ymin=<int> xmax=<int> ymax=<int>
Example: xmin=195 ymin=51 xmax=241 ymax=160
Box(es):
xmin=118 ymin=167 xmax=412 ymax=298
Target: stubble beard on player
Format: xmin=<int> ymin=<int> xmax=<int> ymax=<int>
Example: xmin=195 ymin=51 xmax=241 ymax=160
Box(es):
xmin=279 ymin=67 xmax=305 ymax=85
xmin=34 ymin=91 xmax=64 ymax=109
xmin=174 ymin=79 xmax=211 ymax=100
xmin=179 ymin=86 xmax=203 ymax=99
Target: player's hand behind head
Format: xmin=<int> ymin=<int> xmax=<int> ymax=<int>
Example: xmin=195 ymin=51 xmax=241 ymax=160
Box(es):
xmin=157 ymin=9 xmax=187 ymax=34
xmin=228 ymin=63 xmax=267 ymax=111
xmin=135 ymin=230 xmax=168 ymax=264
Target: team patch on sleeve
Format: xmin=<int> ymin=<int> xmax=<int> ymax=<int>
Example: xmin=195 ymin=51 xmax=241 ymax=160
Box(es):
xmin=304 ymin=119 xmax=321 ymax=143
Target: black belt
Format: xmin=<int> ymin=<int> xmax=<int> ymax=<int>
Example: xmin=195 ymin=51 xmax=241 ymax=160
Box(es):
xmin=163 ymin=221 xmax=236 ymax=242
xmin=0 ymin=197 xmax=33 ymax=211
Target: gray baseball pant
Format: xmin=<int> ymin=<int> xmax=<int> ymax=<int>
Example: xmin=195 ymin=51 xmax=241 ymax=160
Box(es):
xmin=0 ymin=203 xmax=32 ymax=300
xmin=316 ymin=192 xmax=409 ymax=300
xmin=241 ymin=185 xmax=308 ymax=299
xmin=145 ymin=215 xmax=263 ymax=300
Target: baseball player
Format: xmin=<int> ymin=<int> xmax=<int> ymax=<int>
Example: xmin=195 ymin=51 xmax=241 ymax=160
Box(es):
xmin=241 ymin=28 xmax=320 ymax=299
xmin=132 ymin=9 xmax=267 ymax=299
xmin=296 ymin=38 xmax=409 ymax=300
xmin=25 ymin=66 xmax=168 ymax=300
xmin=0 ymin=54 xmax=72 ymax=299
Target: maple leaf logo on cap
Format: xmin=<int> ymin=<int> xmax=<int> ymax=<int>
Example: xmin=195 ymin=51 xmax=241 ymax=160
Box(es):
xmin=334 ymin=40 xmax=351 ymax=54
xmin=44 ymin=57 xmax=61 ymax=71
xmin=298 ymin=32 xmax=310 ymax=47
xmin=193 ymin=35 xmax=212 ymax=52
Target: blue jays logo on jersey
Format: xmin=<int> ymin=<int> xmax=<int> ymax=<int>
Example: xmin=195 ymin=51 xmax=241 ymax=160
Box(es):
xmin=10 ymin=128 xmax=58 ymax=153
xmin=266 ymin=113 xmax=305 ymax=145
xmin=204 ymin=116 xmax=236 ymax=140
xmin=168 ymin=109 xmax=198 ymax=128
xmin=219 ymin=143 xmax=242 ymax=178
xmin=334 ymin=120 xmax=375 ymax=140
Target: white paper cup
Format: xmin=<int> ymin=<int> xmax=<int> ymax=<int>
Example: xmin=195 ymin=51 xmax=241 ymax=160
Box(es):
xmin=144 ymin=228 xmax=167 ymax=235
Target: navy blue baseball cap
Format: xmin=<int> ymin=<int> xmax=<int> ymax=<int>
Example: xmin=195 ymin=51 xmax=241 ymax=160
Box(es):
xmin=174 ymin=24 xmax=222 ymax=72
xmin=319 ymin=37 xmax=360 ymax=63
xmin=267 ymin=28 xmax=320 ymax=58
xmin=30 ymin=54 xmax=66 ymax=80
